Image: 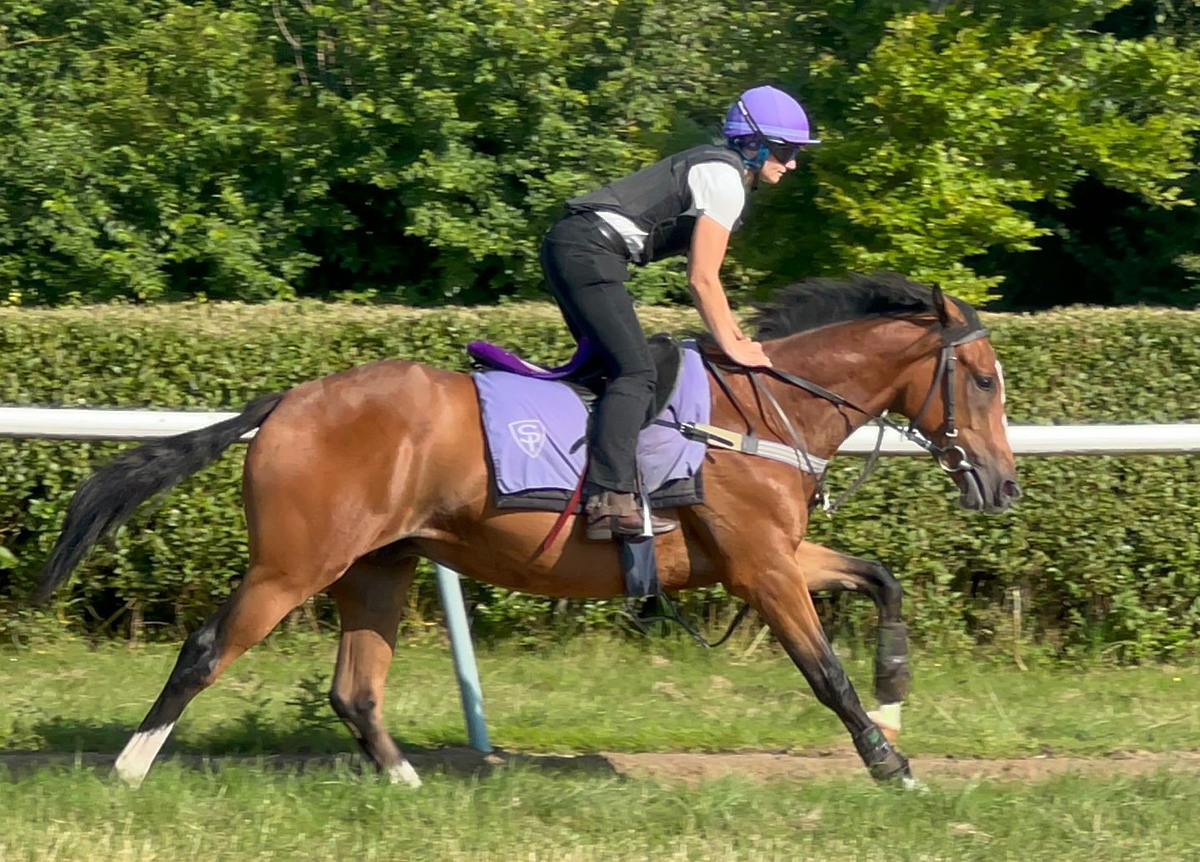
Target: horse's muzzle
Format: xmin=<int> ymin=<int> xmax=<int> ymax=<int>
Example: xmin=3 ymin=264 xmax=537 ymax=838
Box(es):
xmin=956 ymin=465 xmax=1022 ymax=514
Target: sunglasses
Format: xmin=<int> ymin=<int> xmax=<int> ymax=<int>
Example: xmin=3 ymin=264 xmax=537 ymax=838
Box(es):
xmin=763 ymin=140 xmax=801 ymax=164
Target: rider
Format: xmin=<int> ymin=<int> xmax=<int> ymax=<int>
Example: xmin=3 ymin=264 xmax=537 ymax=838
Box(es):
xmin=540 ymin=85 xmax=820 ymax=541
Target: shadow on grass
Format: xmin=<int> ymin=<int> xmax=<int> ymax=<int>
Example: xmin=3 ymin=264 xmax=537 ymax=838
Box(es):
xmin=3 ymin=718 xmax=619 ymax=782
xmin=31 ymin=717 xmax=354 ymax=755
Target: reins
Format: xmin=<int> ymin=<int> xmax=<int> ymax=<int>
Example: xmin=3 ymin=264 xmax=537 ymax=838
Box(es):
xmin=697 ymin=321 xmax=991 ymax=512
xmin=641 ymin=317 xmax=991 ymax=649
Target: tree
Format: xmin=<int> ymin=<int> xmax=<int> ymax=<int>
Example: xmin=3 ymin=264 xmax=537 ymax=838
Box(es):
xmin=1 ymin=1 xmax=1197 ymax=307
xmin=744 ymin=2 xmax=1200 ymax=304
xmin=0 ymin=2 xmax=336 ymax=304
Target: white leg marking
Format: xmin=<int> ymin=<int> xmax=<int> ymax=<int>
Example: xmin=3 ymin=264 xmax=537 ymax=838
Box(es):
xmin=870 ymin=702 xmax=903 ymax=731
xmin=113 ymin=722 xmax=176 ymax=788
xmin=388 ymin=760 xmax=422 ymax=788
xmin=867 ymin=702 xmax=902 ymax=745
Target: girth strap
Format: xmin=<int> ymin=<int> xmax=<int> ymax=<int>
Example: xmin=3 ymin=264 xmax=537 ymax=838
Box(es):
xmin=654 ymin=419 xmax=829 ymax=475
xmin=748 ymin=372 xmax=827 ymax=480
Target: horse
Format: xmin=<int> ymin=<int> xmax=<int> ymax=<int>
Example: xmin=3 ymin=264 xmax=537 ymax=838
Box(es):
xmin=33 ymin=273 xmax=1019 ymax=789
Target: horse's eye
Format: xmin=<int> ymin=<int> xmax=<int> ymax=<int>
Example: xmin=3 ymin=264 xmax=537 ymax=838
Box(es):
xmin=977 ymin=375 xmax=995 ymax=391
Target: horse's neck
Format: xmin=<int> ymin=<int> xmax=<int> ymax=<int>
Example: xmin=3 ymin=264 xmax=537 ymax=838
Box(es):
xmin=758 ymin=320 xmax=932 ymax=459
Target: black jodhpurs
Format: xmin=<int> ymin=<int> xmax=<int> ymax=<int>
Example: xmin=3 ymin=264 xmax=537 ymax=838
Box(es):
xmin=540 ymin=213 xmax=655 ymax=494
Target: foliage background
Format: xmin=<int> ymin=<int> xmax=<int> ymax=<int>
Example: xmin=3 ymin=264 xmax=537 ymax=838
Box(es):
xmin=1 ymin=302 xmax=1197 ymax=659
xmin=1 ymin=0 xmax=1197 ymax=308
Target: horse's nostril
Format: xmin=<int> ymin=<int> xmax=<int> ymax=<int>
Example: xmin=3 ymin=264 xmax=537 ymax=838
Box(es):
xmin=1003 ymin=479 xmax=1022 ymax=500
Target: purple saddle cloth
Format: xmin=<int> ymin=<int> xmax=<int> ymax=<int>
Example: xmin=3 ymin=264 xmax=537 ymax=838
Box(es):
xmin=473 ymin=340 xmax=710 ymax=512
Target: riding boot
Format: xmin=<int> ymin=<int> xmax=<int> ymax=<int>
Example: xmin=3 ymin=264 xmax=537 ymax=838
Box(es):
xmin=584 ymin=490 xmax=678 ymax=541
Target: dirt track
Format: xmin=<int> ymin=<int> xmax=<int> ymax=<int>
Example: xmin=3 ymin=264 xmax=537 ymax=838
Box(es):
xmin=4 ymin=748 xmax=1199 ymax=783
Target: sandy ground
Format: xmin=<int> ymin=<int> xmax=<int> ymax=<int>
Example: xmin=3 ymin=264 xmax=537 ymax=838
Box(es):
xmin=4 ymin=747 xmax=1199 ymax=784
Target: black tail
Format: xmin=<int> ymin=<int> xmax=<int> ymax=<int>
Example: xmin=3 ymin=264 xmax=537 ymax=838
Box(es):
xmin=32 ymin=393 xmax=285 ymax=604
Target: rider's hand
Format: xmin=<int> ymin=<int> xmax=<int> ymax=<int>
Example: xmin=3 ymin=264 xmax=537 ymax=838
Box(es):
xmin=720 ymin=336 xmax=773 ymax=368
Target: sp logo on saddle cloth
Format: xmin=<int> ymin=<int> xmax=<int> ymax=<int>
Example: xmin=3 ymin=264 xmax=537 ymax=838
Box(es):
xmin=508 ymin=420 xmax=547 ymax=458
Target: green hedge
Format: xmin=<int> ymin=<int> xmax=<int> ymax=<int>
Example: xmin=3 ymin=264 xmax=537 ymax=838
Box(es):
xmin=2 ymin=302 xmax=1199 ymax=657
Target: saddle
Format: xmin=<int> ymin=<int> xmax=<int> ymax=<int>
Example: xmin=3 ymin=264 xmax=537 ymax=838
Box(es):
xmin=467 ymin=336 xmax=709 ymax=515
xmin=467 ymin=333 xmax=684 ymax=419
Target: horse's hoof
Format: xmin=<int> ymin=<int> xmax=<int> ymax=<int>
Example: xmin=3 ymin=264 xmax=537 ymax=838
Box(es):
xmin=901 ymin=775 xmax=930 ymax=793
xmin=113 ymin=766 xmax=146 ymax=789
xmin=871 ymin=758 xmax=913 ymax=784
xmin=388 ymin=760 xmax=423 ymax=788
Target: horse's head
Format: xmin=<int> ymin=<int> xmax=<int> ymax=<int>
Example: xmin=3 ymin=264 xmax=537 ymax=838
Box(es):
xmin=893 ymin=286 xmax=1020 ymax=514
xmin=750 ymin=273 xmax=1021 ymax=514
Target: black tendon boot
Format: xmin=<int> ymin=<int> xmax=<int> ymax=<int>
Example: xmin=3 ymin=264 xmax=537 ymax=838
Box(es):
xmin=852 ymin=725 xmax=913 ymax=783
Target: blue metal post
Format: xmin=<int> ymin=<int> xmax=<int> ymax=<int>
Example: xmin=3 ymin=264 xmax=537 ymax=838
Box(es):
xmin=434 ymin=564 xmax=492 ymax=752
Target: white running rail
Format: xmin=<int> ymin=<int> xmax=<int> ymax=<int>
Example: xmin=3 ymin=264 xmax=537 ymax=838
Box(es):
xmin=3 ymin=407 xmax=1199 ymax=455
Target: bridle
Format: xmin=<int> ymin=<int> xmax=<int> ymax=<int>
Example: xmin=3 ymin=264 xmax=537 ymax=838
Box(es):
xmin=896 ymin=325 xmax=990 ymax=474
xmin=705 ymin=318 xmax=991 ymax=512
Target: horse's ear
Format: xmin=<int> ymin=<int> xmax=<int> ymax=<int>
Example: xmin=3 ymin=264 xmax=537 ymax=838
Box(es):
xmin=931 ymin=285 xmax=951 ymax=327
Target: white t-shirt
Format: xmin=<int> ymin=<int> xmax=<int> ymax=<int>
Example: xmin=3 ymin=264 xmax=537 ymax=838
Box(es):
xmin=596 ymin=161 xmax=746 ymax=259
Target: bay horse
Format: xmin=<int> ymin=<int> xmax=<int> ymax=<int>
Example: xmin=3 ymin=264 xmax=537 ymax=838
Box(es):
xmin=33 ymin=274 xmax=1019 ymax=789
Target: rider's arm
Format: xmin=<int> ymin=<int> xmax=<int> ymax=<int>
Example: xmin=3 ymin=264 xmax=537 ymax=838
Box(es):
xmin=685 ymin=162 xmax=770 ymax=366
xmin=688 ymin=216 xmax=772 ymax=367
xmin=687 ymin=216 xmax=742 ymax=350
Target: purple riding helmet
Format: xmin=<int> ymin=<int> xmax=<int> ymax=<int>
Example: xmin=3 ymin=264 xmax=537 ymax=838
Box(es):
xmin=723 ymin=85 xmax=819 ymax=169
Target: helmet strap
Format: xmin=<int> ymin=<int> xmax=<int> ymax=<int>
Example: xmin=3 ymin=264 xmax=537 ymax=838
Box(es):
xmin=732 ymin=97 xmax=773 ymax=176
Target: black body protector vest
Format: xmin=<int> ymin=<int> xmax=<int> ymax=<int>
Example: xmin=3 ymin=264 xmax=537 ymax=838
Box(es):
xmin=565 ymin=145 xmax=748 ymax=266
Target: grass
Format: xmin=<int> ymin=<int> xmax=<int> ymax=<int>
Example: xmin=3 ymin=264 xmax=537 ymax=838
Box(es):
xmin=3 ymin=633 xmax=1198 ymax=758
xmin=4 ymin=634 xmax=1200 ymax=861
xmin=4 ymin=763 xmax=1200 ymax=861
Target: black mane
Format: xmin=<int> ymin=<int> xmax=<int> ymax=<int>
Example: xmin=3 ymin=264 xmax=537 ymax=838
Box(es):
xmin=749 ymin=272 xmax=983 ymax=341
